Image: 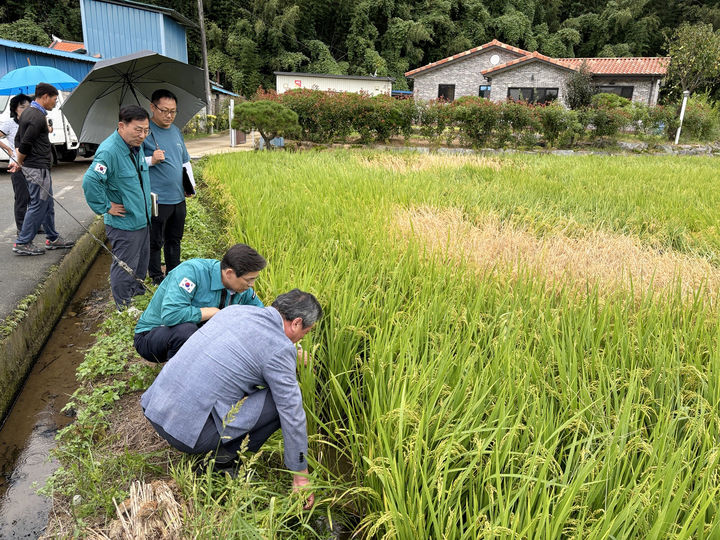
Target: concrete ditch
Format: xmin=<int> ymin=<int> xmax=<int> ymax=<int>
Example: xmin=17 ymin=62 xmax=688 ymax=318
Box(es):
xmin=0 ymin=218 xmax=105 ymax=422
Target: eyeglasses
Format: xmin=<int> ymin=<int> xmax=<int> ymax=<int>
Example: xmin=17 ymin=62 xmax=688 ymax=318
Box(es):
xmin=153 ymin=104 xmax=177 ymax=116
xmin=239 ymin=274 xmax=257 ymax=286
xmin=131 ymin=127 xmax=150 ymax=135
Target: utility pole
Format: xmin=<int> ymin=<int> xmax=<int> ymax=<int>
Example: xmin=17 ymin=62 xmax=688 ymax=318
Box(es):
xmin=197 ymin=0 xmax=213 ymax=120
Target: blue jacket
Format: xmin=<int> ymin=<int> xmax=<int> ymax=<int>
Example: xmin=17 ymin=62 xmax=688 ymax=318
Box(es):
xmin=135 ymin=258 xmax=263 ymax=333
xmin=141 ymin=305 xmax=309 ymax=471
xmin=82 ymin=130 xmax=152 ymax=231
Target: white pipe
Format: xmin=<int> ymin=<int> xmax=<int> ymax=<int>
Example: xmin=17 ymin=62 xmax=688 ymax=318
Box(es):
xmin=674 ymin=90 xmax=690 ymax=145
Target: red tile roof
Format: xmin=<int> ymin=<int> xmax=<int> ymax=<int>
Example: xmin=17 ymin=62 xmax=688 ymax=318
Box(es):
xmin=405 ymin=38 xmax=669 ymax=79
xmin=555 ymin=57 xmax=669 ymax=75
xmin=480 ymin=51 xmax=576 ymax=76
xmin=481 ymin=52 xmax=669 ymax=77
xmin=49 ymin=40 xmax=86 ymax=53
xmin=405 ymin=39 xmax=530 ymax=77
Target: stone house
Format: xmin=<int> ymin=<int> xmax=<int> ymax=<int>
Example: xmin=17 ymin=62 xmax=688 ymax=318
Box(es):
xmin=405 ymin=39 xmax=668 ymax=106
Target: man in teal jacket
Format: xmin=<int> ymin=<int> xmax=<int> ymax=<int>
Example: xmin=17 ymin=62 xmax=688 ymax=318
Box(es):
xmin=134 ymin=243 xmax=267 ymax=363
xmin=83 ymin=105 xmax=153 ymax=308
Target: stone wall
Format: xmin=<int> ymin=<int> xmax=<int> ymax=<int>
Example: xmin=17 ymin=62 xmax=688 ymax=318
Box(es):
xmin=412 ymin=49 xmax=522 ymax=102
xmin=488 ymin=62 xmax=573 ymax=104
xmin=592 ymin=76 xmax=662 ymax=106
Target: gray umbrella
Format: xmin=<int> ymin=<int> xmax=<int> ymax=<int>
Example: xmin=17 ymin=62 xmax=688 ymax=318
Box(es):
xmin=62 ymin=50 xmax=207 ymax=144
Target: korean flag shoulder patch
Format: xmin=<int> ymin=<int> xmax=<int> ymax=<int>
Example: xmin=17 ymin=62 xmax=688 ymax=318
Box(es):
xmin=179 ymin=277 xmax=196 ymax=293
xmin=94 ymin=162 xmax=107 ymax=175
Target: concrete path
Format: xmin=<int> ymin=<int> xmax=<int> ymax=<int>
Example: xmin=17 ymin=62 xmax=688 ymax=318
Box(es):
xmin=0 ymin=131 xmax=252 ymax=323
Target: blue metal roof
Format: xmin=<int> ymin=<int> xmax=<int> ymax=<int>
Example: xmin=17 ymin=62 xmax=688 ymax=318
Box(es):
xmin=81 ymin=0 xmax=189 ymax=62
xmin=0 ymin=38 xmax=98 ymax=64
xmin=211 ymin=84 xmax=239 ymax=97
xmin=0 ymin=38 xmax=98 ymax=81
xmin=98 ymin=0 xmax=197 ymax=28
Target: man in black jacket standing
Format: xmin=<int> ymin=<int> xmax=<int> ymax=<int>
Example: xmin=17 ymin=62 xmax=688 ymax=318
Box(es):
xmin=10 ymin=83 xmax=74 ymax=256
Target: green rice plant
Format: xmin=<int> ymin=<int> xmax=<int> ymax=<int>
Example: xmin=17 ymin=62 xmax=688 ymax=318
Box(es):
xmin=196 ymin=149 xmax=720 ymax=537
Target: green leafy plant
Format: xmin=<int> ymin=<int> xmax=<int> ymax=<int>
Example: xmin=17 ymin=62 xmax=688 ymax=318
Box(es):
xmin=233 ymin=100 xmax=301 ymax=149
xmin=565 ymin=61 xmax=596 ymax=109
xmin=677 ymin=94 xmax=720 ymax=141
xmin=451 ymin=96 xmax=500 ymax=147
xmin=591 ymin=92 xmax=632 ymax=109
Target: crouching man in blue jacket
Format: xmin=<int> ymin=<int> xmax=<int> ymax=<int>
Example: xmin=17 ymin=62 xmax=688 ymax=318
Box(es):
xmin=134 ymin=243 xmax=266 ymax=363
xmin=141 ymin=289 xmax=322 ymax=508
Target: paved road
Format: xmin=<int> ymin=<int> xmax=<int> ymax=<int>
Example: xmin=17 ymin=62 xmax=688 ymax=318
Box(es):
xmin=0 ymin=133 xmax=252 ymax=323
xmin=0 ymin=159 xmax=99 ymax=322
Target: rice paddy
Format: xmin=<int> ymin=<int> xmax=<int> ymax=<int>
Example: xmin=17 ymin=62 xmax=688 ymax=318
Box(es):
xmin=197 ymin=150 xmax=720 ymax=538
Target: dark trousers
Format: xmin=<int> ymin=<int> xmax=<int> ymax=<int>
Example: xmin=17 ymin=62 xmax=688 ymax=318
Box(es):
xmin=16 ymin=167 xmax=59 ymax=244
xmin=147 ymin=389 xmax=281 ymax=456
xmin=134 ymin=322 xmax=199 ymax=363
xmin=10 ymin=169 xmax=30 ymax=232
xmin=106 ymin=224 xmax=150 ymax=308
xmin=149 ymin=201 xmax=186 ymax=281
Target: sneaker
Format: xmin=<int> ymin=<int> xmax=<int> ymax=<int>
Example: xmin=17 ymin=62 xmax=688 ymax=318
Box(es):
xmin=13 ymin=242 xmax=46 ymax=256
xmin=45 ymin=236 xmax=75 ymax=250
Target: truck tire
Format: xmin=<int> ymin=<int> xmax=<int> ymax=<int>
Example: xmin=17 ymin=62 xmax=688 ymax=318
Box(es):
xmin=59 ymin=149 xmax=77 ymax=162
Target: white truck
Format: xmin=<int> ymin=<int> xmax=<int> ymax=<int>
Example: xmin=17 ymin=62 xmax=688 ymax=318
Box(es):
xmin=0 ymin=92 xmax=93 ymax=167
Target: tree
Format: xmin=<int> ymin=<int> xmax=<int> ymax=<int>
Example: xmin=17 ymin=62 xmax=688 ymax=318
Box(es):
xmin=0 ymin=16 xmax=49 ymax=46
xmin=666 ymin=23 xmax=720 ymax=96
xmin=304 ymin=40 xmax=348 ymax=75
xmin=232 ymin=100 xmax=300 ymax=149
xmin=565 ymin=61 xmax=596 ymax=109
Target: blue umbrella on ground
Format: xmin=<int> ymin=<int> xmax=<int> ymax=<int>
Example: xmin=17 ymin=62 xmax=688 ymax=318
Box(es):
xmin=0 ymin=65 xmax=79 ymax=95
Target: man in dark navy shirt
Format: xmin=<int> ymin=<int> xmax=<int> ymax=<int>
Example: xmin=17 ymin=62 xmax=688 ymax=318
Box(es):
xmin=11 ymin=83 xmax=74 ymax=255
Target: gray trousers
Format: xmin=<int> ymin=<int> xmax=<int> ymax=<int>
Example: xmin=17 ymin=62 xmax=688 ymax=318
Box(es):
xmin=105 ymin=224 xmax=149 ymax=308
xmin=147 ymin=388 xmax=281 ymax=458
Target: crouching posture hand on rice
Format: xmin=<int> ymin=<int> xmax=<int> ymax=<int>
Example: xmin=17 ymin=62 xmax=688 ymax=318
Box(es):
xmin=140 ymin=289 xmax=322 ymax=508
xmin=133 ymin=243 xmax=266 ymax=363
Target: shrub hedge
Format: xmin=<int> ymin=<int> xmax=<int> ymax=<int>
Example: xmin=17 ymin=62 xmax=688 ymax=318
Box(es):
xmin=251 ymin=89 xmax=719 ymax=148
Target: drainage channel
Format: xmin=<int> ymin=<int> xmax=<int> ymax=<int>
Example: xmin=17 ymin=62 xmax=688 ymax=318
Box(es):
xmin=0 ymin=251 xmax=111 ymax=538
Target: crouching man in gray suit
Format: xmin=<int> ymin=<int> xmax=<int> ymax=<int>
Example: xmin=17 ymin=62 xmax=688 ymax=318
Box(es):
xmin=141 ymin=288 xmax=322 ymax=508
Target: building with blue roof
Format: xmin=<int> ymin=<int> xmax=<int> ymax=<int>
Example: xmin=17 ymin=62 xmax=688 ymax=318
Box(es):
xmin=0 ymin=37 xmax=98 ymax=80
xmin=80 ymin=0 xmax=197 ymax=63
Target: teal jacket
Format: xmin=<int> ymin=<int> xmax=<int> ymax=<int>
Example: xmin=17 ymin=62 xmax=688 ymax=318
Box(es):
xmin=135 ymin=258 xmax=264 ymax=333
xmin=82 ymin=130 xmax=152 ymax=231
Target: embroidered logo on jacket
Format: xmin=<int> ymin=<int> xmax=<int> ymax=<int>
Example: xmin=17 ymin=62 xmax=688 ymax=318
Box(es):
xmin=94 ymin=163 xmax=107 ymax=174
xmin=179 ymin=277 xmax=196 ymax=293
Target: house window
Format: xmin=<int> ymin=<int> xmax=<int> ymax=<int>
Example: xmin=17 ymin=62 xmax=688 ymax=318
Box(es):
xmin=438 ymin=84 xmax=455 ymax=102
xmin=508 ymin=87 xmax=558 ymax=104
xmin=535 ymin=88 xmax=558 ymax=104
xmin=479 ymin=85 xmax=491 ymax=98
xmin=597 ymin=86 xmax=634 ymax=99
xmin=508 ymin=87 xmax=534 ymax=102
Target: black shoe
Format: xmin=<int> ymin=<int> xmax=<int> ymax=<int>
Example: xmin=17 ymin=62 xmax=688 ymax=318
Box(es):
xmin=151 ymin=275 xmax=165 ymax=286
xmin=13 ymin=242 xmax=45 ymax=256
xmin=45 ymin=236 xmax=75 ymax=250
